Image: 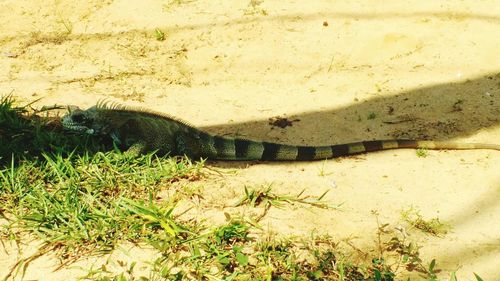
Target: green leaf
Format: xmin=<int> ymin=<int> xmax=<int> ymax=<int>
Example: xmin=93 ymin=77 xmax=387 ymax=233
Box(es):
xmin=235 ymin=252 xmax=248 ymax=266
xmin=191 ymin=243 xmax=201 ymax=257
xmin=429 ymin=259 xmax=436 ymax=272
xmin=473 ymin=273 xmax=484 ymax=281
xmin=116 ymin=274 xmax=127 ymax=281
xmin=307 ymin=270 xmax=324 ymax=280
xmin=217 ymin=255 xmax=230 ymax=265
xmin=449 ymin=272 xmax=457 ymax=281
xmin=374 ymin=269 xmax=382 ymax=281
xmin=160 ymin=265 xmax=171 ymax=277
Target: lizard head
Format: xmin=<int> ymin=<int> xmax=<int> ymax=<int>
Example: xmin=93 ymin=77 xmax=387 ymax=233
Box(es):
xmin=61 ymin=106 xmax=106 ymax=135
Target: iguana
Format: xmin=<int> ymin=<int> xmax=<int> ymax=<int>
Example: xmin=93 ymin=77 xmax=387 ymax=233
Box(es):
xmin=61 ymin=102 xmax=500 ymax=160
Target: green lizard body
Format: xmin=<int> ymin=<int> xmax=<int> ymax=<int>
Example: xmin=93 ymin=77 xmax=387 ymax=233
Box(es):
xmin=61 ymin=102 xmax=500 ymax=160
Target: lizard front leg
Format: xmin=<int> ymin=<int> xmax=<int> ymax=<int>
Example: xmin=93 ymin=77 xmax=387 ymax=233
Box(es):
xmin=110 ymin=131 xmax=148 ymax=157
xmin=125 ymin=141 xmax=148 ymax=157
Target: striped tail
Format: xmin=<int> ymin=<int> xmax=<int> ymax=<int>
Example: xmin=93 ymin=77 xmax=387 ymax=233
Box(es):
xmin=201 ymin=137 xmax=500 ymax=161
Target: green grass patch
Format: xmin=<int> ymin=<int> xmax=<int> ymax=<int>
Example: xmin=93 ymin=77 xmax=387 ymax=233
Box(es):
xmin=0 ymin=95 xmax=105 ymax=163
xmin=401 ymin=207 xmax=450 ymax=236
xmin=0 ymin=96 xmax=204 ymax=278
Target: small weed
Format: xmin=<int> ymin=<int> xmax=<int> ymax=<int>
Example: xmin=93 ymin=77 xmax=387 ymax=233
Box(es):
xmin=368 ymin=112 xmax=377 ymax=120
xmin=57 ymin=15 xmax=73 ymax=34
xmin=24 ymin=31 xmax=70 ymax=48
xmin=370 ymin=210 xmax=447 ymax=280
xmin=244 ymin=0 xmax=268 ymax=16
xmin=213 ymin=220 xmax=250 ymax=245
xmin=82 ymin=260 xmax=142 ymax=281
xmin=233 ymin=184 xmax=339 ymax=220
xmin=401 ymin=207 xmax=450 ymax=236
xmin=317 ymin=159 xmax=333 ymax=176
xmin=154 ymin=28 xmax=165 ymax=41
xmin=416 ymin=148 xmax=428 ymax=158
xmin=231 ymin=184 xmax=341 ymax=224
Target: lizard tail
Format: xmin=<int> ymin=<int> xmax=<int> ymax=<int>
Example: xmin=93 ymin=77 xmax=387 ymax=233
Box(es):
xmin=205 ymin=138 xmax=500 ymax=161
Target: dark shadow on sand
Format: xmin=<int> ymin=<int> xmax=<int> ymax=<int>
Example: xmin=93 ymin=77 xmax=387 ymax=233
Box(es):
xmin=201 ymin=73 xmax=500 ymax=147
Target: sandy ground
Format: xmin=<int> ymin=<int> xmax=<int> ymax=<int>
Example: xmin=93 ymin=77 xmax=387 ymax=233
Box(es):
xmin=1 ymin=0 xmax=499 ymax=280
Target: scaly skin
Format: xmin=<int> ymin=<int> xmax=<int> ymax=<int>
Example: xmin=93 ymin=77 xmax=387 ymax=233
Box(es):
xmin=61 ymin=102 xmax=500 ymax=160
